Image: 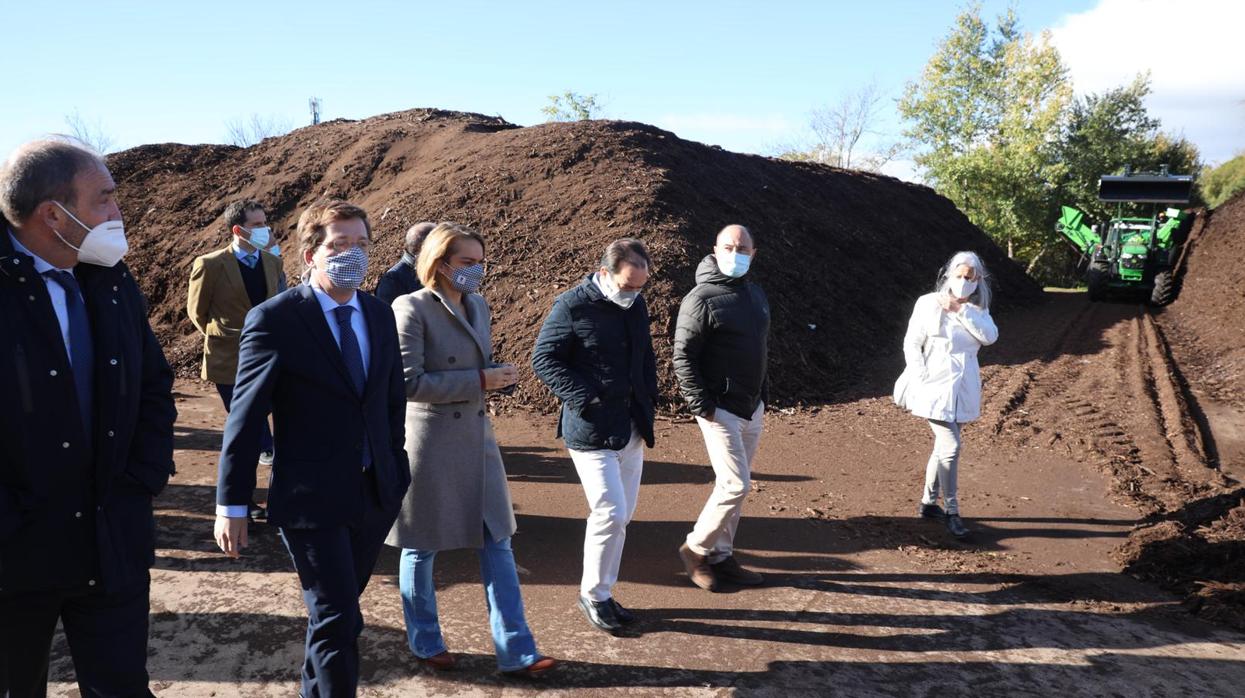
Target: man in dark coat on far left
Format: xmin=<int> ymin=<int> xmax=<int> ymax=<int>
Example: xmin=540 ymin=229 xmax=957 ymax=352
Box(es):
xmin=0 ymin=138 xmax=177 ymax=697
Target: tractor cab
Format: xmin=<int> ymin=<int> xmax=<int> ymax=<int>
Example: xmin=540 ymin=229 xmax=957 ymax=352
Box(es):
xmin=1055 ymin=166 xmax=1194 ymax=305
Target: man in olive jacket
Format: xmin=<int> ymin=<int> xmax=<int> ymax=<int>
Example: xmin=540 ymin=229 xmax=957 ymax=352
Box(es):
xmin=673 ymin=224 xmax=769 ymax=592
xmin=187 ymin=200 xmax=285 ymax=521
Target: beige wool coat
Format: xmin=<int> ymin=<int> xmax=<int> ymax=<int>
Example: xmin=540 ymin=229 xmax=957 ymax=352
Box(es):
xmin=385 ymin=288 xmax=517 ymax=551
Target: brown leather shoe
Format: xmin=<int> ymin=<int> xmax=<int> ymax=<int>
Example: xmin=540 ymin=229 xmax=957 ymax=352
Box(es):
xmin=504 ymin=656 xmax=558 ymax=678
xmin=420 ymin=651 xmax=456 ymax=670
xmin=711 ymin=556 xmax=764 ymax=585
xmin=678 ymin=543 xmax=720 ymax=592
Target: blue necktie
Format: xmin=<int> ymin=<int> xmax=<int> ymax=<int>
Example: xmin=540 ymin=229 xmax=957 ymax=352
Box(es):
xmin=45 ymin=270 xmax=93 ymax=434
xmin=241 ymin=253 xmax=258 ymax=268
xmin=333 ymin=305 xmax=370 ymax=468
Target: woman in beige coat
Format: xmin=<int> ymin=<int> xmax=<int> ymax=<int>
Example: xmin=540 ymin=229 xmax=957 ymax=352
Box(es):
xmin=385 ymin=223 xmax=556 ymax=677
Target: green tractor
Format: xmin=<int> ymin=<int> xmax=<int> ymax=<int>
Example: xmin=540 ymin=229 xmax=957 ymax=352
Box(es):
xmin=1056 ymin=167 xmax=1195 ymax=305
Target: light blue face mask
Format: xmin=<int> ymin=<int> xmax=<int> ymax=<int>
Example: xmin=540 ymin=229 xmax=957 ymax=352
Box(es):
xmin=244 ymin=226 xmax=271 ymax=249
xmin=716 ymin=251 xmax=752 ymax=278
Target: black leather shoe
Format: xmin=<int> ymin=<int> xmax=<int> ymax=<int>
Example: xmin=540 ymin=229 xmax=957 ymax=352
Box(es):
xmin=610 ymin=598 xmax=636 ymax=624
xmin=578 ymin=596 xmax=622 ymax=632
xmin=710 ymin=556 xmax=764 ymax=585
xmin=945 ymin=514 xmax=969 ymax=538
xmin=919 ymin=503 xmax=946 ymax=519
xmin=248 ymin=501 xmax=268 ymax=522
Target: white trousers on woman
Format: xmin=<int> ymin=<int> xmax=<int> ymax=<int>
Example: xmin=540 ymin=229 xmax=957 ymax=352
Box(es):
xmin=922 ymin=419 xmax=963 ymax=514
xmin=568 ymin=428 xmax=645 ymax=602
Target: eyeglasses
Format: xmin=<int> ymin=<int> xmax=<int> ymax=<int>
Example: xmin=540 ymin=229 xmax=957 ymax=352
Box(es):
xmin=320 ymin=238 xmax=371 ymax=255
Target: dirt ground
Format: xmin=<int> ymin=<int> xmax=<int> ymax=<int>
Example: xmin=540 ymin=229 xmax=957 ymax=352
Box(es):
xmin=45 ymin=291 xmax=1245 ymax=697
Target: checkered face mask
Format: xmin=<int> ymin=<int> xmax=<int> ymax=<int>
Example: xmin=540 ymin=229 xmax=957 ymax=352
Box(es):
xmin=322 ymin=246 xmax=369 ymax=290
xmin=443 ymin=262 xmax=485 ymax=293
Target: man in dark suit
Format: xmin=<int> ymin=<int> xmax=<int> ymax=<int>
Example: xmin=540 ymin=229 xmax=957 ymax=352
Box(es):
xmin=187 ymin=199 xmax=286 ymax=521
xmin=373 ymin=221 xmax=433 ymax=304
xmin=0 ymin=138 xmax=176 ymax=697
xmin=214 ymin=199 xmax=410 ymax=697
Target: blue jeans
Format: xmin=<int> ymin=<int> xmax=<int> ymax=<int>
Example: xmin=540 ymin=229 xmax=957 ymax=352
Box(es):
xmin=216 ymin=382 xmax=274 ymax=454
xmin=399 ymin=527 xmax=539 ymax=672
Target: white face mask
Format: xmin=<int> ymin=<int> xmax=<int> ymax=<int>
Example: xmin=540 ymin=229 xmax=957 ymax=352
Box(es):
xmin=599 ymin=270 xmax=639 ymax=309
xmin=244 ymin=225 xmax=271 ymax=249
xmin=52 ymin=201 xmax=128 ymax=267
xmin=948 ymin=276 xmax=978 ymax=300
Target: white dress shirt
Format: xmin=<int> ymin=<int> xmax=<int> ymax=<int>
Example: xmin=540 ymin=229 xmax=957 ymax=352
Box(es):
xmin=217 ymin=283 xmax=370 ymax=518
xmin=8 ymin=230 xmax=78 ymax=357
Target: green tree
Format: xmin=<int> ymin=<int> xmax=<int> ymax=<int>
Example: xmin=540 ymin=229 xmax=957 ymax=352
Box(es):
xmin=898 ymin=6 xmax=1071 ymax=262
xmin=1201 ymin=153 xmax=1245 ymax=208
xmin=542 ymin=91 xmax=601 ymax=122
xmin=900 ymin=6 xmax=1205 ymax=283
xmin=1056 ymin=74 xmax=1201 ymax=223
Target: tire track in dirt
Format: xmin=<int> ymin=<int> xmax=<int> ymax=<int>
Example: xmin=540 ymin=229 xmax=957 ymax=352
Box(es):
xmin=985 ymin=294 xmax=1222 ymax=516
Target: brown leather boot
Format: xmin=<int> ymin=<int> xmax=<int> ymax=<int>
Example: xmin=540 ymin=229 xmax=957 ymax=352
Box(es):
xmin=678 ymin=543 xmax=720 ymax=592
xmin=710 ymin=555 xmax=764 ymax=585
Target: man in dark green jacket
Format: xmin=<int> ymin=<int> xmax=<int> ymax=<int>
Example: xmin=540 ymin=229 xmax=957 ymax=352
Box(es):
xmin=673 ymin=224 xmax=770 ymax=592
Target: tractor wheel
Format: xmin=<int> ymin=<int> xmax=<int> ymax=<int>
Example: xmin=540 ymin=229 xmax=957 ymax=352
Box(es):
xmin=1150 ymin=270 xmax=1175 ymax=306
xmin=1087 ymin=266 xmax=1108 ymax=302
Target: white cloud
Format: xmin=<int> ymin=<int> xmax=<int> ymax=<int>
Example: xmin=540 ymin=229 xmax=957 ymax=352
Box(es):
xmin=880 ymin=158 xmax=922 ymax=184
xmin=1050 ymin=0 xmax=1245 ymax=163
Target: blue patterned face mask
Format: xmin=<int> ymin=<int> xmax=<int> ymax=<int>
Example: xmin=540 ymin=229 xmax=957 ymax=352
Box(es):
xmin=443 ymin=262 xmax=485 ymax=293
xmin=322 ymin=246 xmax=369 ymax=290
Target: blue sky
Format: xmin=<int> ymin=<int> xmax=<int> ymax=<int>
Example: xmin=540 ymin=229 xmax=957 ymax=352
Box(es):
xmin=3 ymin=1 xmax=1241 ymax=180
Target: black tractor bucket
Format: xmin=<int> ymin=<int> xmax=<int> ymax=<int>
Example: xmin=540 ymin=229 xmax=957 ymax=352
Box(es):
xmin=1098 ymin=172 xmax=1194 ymax=204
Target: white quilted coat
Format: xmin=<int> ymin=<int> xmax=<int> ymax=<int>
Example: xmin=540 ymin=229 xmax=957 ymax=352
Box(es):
xmin=893 ymin=292 xmax=998 ymax=423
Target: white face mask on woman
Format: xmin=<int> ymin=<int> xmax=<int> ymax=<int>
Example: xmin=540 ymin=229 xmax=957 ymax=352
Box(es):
xmin=948 ymin=276 xmax=978 ymax=300
xmin=52 ymin=201 xmax=128 ymax=267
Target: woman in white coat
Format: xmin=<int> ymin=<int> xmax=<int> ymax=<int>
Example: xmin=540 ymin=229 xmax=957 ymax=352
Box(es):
xmin=894 ymin=251 xmax=998 ymax=538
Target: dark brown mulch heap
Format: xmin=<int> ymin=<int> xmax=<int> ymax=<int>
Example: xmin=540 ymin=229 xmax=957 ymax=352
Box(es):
xmin=1120 ymin=191 xmax=1245 ymax=630
xmin=107 ymin=107 xmax=1042 ymax=410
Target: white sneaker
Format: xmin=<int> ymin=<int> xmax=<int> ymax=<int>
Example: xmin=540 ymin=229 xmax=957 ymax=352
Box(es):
xmin=259 ymin=451 xmax=275 ymax=466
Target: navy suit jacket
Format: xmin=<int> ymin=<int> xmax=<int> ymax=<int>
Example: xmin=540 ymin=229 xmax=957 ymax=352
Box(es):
xmin=216 ymin=284 xmax=411 ymax=528
xmin=0 ymin=232 xmax=176 ymax=592
xmin=374 ymin=259 xmax=421 ymax=305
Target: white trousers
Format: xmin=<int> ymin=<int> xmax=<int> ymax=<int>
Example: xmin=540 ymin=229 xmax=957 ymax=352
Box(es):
xmin=922 ymin=419 xmax=962 ymax=514
xmin=568 ymin=429 xmax=645 ymax=601
xmin=686 ymin=402 xmax=764 ymax=564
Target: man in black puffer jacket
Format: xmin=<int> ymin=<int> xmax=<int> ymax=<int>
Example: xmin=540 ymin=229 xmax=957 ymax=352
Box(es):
xmin=673 ymin=224 xmax=770 ymax=592
xmin=532 ymin=238 xmax=657 ymax=633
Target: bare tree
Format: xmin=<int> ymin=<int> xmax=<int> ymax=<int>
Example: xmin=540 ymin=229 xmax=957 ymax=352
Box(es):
xmin=777 ymin=81 xmax=903 ymax=172
xmin=225 ymin=113 xmax=295 ymax=147
xmin=64 ymin=109 xmax=115 ymax=154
